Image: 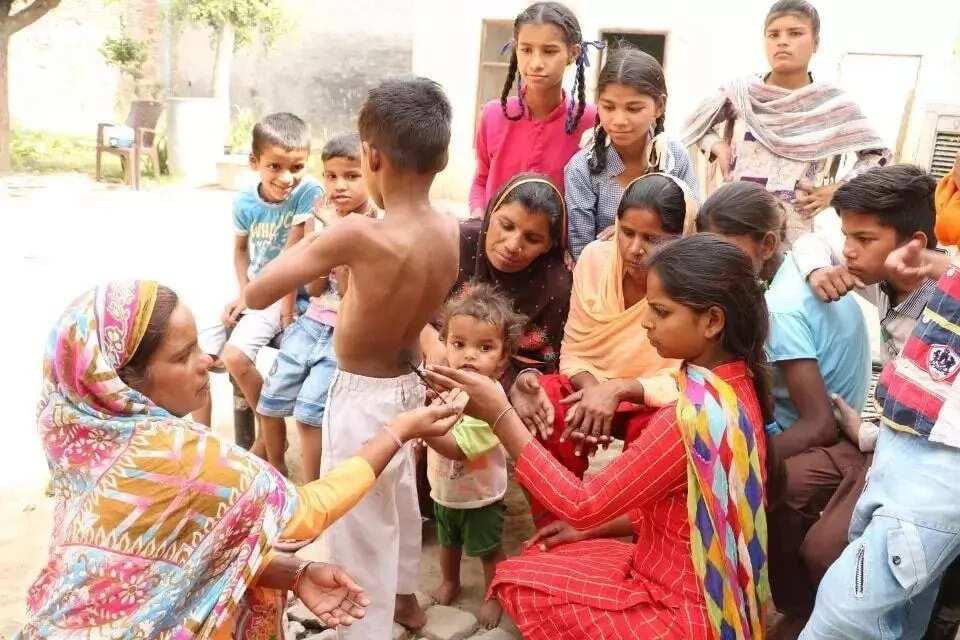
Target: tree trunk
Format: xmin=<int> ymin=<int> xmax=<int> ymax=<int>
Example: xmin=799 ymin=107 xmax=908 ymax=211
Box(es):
xmin=0 ymin=30 xmax=10 ymax=174
xmin=212 ymin=22 xmax=234 ymax=151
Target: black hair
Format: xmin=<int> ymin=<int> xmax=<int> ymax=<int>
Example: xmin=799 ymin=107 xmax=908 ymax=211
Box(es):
xmin=646 ymin=234 xmax=774 ymax=424
xmin=500 ymin=1 xmax=586 ymax=135
xmin=251 ymin=112 xmax=311 ymax=157
xmin=618 ymin=174 xmax=686 ymax=234
xmin=486 ymin=172 xmax=565 ymax=248
xmin=321 ymin=132 xmax=361 ymax=163
xmin=589 ymin=47 xmax=667 ymax=176
xmin=439 ymin=281 xmax=528 ymax=357
xmin=357 ymin=75 xmax=452 ymax=174
xmin=696 ymin=181 xmax=785 ymax=240
xmin=831 ymin=165 xmax=938 ymax=248
xmin=765 ymin=0 xmax=821 ymax=37
xmin=117 ymin=285 xmax=179 ymax=391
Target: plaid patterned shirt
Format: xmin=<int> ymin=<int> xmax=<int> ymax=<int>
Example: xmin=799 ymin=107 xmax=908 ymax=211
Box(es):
xmin=564 ymin=137 xmax=699 ymax=259
xmin=878 ymin=259 xmax=960 ymax=447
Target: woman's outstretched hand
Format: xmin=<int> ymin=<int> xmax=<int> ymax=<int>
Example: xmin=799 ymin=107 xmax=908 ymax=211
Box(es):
xmin=423 ymin=365 xmax=510 ymax=425
xmin=510 ymin=372 xmax=554 ymax=440
xmin=295 ymin=563 xmax=370 ymax=628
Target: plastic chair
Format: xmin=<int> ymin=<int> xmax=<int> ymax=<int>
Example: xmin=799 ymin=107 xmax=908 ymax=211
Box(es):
xmin=96 ymin=100 xmax=163 ymax=189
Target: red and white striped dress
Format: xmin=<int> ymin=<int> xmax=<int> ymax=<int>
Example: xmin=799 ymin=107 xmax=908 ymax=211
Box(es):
xmin=491 ymin=362 xmax=765 ymax=639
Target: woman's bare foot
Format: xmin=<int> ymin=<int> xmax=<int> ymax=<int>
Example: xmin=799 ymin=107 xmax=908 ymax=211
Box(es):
xmin=478 ymin=598 xmax=503 ymax=628
xmin=430 ymin=580 xmax=461 ymax=606
xmin=394 ymin=593 xmax=427 ymax=630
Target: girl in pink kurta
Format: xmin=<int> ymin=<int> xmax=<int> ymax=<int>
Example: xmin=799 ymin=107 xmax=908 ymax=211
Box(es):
xmin=468 ymin=2 xmax=598 ymax=216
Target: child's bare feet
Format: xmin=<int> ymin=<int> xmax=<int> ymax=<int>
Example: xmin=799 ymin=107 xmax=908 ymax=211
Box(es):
xmin=430 ymin=580 xmax=461 ymax=606
xmin=478 ymin=598 xmax=503 ymax=628
xmin=394 ymin=593 xmax=427 ymax=630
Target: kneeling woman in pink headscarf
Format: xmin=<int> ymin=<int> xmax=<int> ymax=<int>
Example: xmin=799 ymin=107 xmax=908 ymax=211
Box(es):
xmin=18 ymin=281 xmax=465 ymax=640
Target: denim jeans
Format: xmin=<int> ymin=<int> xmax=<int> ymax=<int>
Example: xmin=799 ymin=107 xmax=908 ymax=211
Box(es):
xmin=800 ymin=427 xmax=960 ymax=639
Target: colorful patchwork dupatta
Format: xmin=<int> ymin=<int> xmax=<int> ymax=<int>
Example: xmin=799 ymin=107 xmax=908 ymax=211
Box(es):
xmin=676 ymin=364 xmax=770 ymax=640
xmin=18 ymin=281 xmax=298 ymax=640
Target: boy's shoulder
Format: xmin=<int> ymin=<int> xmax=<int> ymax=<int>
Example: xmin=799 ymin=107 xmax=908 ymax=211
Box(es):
xmin=766 ymin=256 xmax=817 ymax=315
xmin=288 ymin=175 xmax=322 ymax=205
xmin=769 ymin=255 xmax=863 ymax=324
xmin=233 ymin=182 xmax=263 ymax=208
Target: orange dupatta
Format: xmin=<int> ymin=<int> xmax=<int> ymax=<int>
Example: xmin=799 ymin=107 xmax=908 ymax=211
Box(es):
xmin=559 ymin=173 xmax=699 ymax=406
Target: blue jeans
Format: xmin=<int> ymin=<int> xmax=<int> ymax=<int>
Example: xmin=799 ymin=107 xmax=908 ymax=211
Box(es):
xmin=801 ymin=427 xmax=960 ymax=639
xmin=257 ymin=316 xmax=336 ymax=427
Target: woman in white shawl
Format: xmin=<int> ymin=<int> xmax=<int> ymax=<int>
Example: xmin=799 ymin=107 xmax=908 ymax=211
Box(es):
xmin=681 ymin=0 xmax=890 ymax=245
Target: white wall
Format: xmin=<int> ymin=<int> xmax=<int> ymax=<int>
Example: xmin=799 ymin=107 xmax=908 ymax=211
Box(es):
xmin=172 ymin=0 xmax=414 ymax=143
xmin=413 ymin=0 xmax=960 ymax=200
xmin=9 ymin=0 xmax=124 ymax=134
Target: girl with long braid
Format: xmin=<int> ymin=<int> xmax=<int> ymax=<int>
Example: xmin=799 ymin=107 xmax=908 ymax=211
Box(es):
xmin=468 ymin=2 xmax=597 ymax=218
xmin=565 ymin=46 xmax=699 ymax=260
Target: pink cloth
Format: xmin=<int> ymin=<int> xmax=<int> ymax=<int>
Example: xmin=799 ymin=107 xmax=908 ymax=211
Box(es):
xmin=469 ymin=93 xmax=596 ymax=212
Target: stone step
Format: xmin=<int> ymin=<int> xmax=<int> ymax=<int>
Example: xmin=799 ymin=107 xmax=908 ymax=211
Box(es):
xmin=418 ymin=605 xmax=479 ymax=640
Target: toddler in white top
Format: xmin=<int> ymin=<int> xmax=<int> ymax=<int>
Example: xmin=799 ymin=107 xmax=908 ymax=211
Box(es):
xmin=424 ymin=282 xmax=526 ymax=629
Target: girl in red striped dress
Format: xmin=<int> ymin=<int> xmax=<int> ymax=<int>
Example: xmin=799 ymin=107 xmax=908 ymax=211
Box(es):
xmin=426 ymin=235 xmax=775 ymax=639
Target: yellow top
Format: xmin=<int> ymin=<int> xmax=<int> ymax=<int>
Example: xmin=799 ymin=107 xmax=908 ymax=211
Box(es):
xmin=283 ymin=456 xmax=376 ymax=538
xmin=935 ymin=172 xmax=960 ymax=248
xmin=213 ymin=456 xmax=375 ymax=640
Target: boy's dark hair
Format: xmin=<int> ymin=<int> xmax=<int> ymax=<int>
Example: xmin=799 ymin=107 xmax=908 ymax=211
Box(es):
xmin=252 ymin=112 xmax=311 ymax=157
xmin=501 ymin=2 xmax=586 ymax=135
xmin=765 ymin=0 xmax=820 ymax=37
xmin=590 ymin=47 xmax=667 ymax=175
xmin=440 ymin=282 xmax=528 ymax=357
xmin=697 ymin=181 xmax=785 ymax=240
xmin=619 ymin=174 xmax=687 ymax=234
xmin=831 ymin=165 xmax=938 ymax=248
xmin=646 ymin=234 xmax=774 ymax=425
xmin=321 ymin=132 xmax=362 ymax=163
xmin=357 ymin=76 xmax=451 ymax=174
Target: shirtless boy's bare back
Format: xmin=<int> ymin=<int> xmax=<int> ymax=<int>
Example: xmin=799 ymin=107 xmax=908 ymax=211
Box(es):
xmin=247 ymin=202 xmax=459 ymax=377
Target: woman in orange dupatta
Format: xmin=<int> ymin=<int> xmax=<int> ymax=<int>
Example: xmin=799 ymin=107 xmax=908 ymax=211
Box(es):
xmin=508 ymin=173 xmax=699 ymax=526
xmin=935 ymin=151 xmax=960 ymax=246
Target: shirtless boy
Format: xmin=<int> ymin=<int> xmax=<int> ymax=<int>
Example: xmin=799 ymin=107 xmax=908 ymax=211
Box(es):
xmin=245 ymin=76 xmax=459 ymax=637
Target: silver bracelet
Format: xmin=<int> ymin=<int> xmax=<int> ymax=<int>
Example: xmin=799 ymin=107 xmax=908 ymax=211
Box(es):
xmin=382 ymin=424 xmax=404 ymax=448
xmin=492 ymin=405 xmax=517 ymax=431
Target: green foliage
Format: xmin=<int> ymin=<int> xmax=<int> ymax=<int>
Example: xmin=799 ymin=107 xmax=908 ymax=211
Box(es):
xmin=226 ymin=106 xmax=257 ymax=154
xmin=12 ymin=129 xmax=115 ymax=176
xmin=169 ymin=0 xmax=290 ymax=48
xmin=100 ymin=31 xmax=148 ymax=80
xmin=11 ymin=129 xmax=169 ymax=182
